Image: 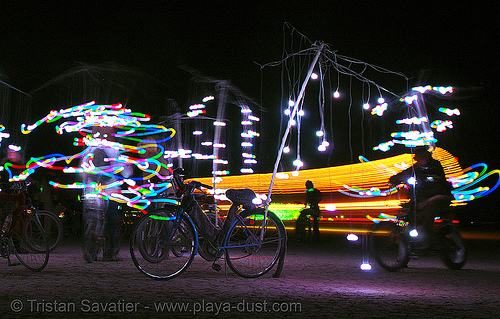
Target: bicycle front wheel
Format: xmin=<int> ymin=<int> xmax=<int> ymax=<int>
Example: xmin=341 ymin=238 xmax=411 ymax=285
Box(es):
xmin=130 ymin=208 xmax=197 ymax=280
xmin=12 ymin=213 xmax=50 ymax=271
xmin=225 ymin=208 xmax=285 ymax=278
xmin=36 ymin=210 xmax=64 ymax=252
xmin=370 ymin=221 xmax=409 ymax=272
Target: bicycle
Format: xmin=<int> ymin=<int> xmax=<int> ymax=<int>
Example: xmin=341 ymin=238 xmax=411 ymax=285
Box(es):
xmin=369 ymin=201 xmax=467 ymax=272
xmin=0 ymin=181 xmax=50 ymax=271
xmin=130 ymin=168 xmax=287 ymax=280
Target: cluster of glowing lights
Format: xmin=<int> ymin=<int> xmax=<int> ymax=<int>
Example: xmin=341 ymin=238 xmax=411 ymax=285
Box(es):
xmin=187 ymin=96 xmax=261 ymax=175
xmin=438 ymin=107 xmax=460 ymax=116
xmin=7 ymin=101 xmax=179 ymax=212
xmin=372 ymin=86 xmax=460 ymax=152
xmin=412 ymin=85 xmax=454 ymax=95
xmin=370 ymin=101 xmax=388 ymax=116
xmin=431 ymin=120 xmax=453 ymax=132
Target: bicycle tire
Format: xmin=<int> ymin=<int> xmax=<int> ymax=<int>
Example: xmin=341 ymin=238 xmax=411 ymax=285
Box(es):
xmin=225 ymin=208 xmax=285 ymax=278
xmin=11 ymin=212 xmax=50 ymax=271
xmin=130 ymin=208 xmax=198 ymax=280
xmin=35 ymin=210 xmax=64 ymax=252
xmin=370 ymin=221 xmax=409 ymax=272
xmin=439 ymin=225 xmax=467 ymax=270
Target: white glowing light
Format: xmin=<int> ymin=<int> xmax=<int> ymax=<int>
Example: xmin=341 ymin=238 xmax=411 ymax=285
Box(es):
xmin=252 ymin=197 xmax=263 ymax=205
xmin=242 ymin=153 xmax=255 ymax=158
xmin=248 ymin=115 xmax=260 ymax=122
xmin=288 ymin=100 xmax=295 ymax=107
xmin=293 ymin=159 xmax=304 ymax=167
xmin=333 ymin=91 xmax=340 ymax=99
xmin=244 ymin=159 xmax=257 ymax=164
xmin=213 ymin=121 xmax=226 ymax=126
xmin=284 ymin=109 xmax=291 ymax=116
xmin=292 ymin=170 xmax=299 ymax=177
xmin=201 ymin=141 xmax=213 ymax=146
xmin=409 ymin=229 xmax=419 ymax=237
xmin=283 ymin=146 xmax=290 ymax=154
xmin=241 ymin=120 xmax=252 ymax=125
xmin=213 ymin=143 xmax=226 ymax=148
xmin=318 ymin=145 xmax=326 ymax=152
xmin=241 ymin=108 xmax=252 ymax=114
xmin=297 ymin=110 xmax=305 ymax=116
xmin=240 ymin=168 xmax=254 ymax=174
xmin=316 ymin=130 xmax=324 ymax=137
xmin=241 ymin=142 xmax=253 ymax=147
xmin=289 ymin=119 xmax=296 ymax=126
xmin=311 ymin=72 xmax=319 ymax=80
xmin=377 ymin=97 xmax=385 ymax=104
xmin=407 ymin=177 xmax=416 ymax=185
xmin=360 ymin=263 xmax=372 ymax=271
xmin=325 ymin=204 xmax=337 ymax=211
xmin=202 ymin=95 xmax=215 ymax=102
xmin=189 ymin=104 xmax=205 ymax=110
xmin=363 ymin=103 xmax=370 ymax=110
xmin=192 ymin=130 xmax=203 ymax=135
xmin=347 ymin=233 xmax=359 ymax=242
xmin=276 ymin=172 xmax=289 ymax=179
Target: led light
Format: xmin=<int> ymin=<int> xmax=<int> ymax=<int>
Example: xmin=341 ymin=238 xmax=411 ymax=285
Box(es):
xmin=252 ymin=197 xmax=263 ymax=205
xmin=284 ymin=109 xmax=291 ymax=116
xmin=240 ymin=168 xmax=254 ymax=174
xmin=241 ymin=142 xmax=253 ymax=147
xmin=283 ymin=146 xmax=290 ymax=154
xmin=297 ymin=110 xmax=305 ymax=116
xmin=213 ymin=143 xmax=226 ymax=148
xmin=325 ymin=204 xmax=337 ymax=211
xmin=241 ymin=120 xmax=252 ymax=125
xmin=248 ymin=115 xmax=260 ymax=122
xmin=311 ymin=72 xmax=319 ymax=80
xmin=407 ymin=177 xmax=416 ymax=185
xmin=316 ymin=130 xmax=324 ymax=137
xmin=318 ymin=145 xmax=326 ymax=152
xmin=333 ymin=91 xmax=340 ymax=99
xmin=276 ymin=173 xmax=289 ymax=179
xmin=347 ymin=233 xmax=359 ymax=242
xmin=363 ymin=103 xmax=370 ymax=110
xmin=192 ymin=130 xmax=203 ymax=135
xmin=288 ymin=100 xmax=295 ymax=107
xmin=409 ymin=229 xmax=419 ymax=237
xmin=377 ymin=97 xmax=385 ymax=104
xmin=293 ymin=159 xmax=304 ymax=167
xmin=202 ymin=95 xmax=214 ymax=102
xmin=360 ymin=263 xmax=372 ymax=271
xmin=213 ymin=121 xmax=226 ymax=126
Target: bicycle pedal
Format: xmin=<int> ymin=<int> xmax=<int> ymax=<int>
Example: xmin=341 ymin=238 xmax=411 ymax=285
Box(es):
xmin=212 ymin=263 xmax=222 ymax=272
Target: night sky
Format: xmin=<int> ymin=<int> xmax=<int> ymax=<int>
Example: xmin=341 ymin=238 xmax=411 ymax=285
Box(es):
xmin=1 ymin=2 xmax=498 ymax=221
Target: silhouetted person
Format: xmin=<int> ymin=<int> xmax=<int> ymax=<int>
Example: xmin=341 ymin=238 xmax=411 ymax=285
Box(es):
xmin=296 ymin=180 xmax=322 ymax=242
xmin=389 ymin=147 xmax=453 ymax=248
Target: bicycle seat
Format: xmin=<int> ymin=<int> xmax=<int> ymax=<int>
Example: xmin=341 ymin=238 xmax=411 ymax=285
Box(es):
xmin=225 ymin=188 xmax=257 ymax=210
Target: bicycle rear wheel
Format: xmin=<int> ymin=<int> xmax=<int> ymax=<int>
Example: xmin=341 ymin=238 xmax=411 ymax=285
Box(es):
xmin=225 ymin=208 xmax=285 ymax=278
xmin=439 ymin=225 xmax=467 ymax=270
xmin=36 ymin=210 xmax=64 ymax=252
xmin=12 ymin=213 xmax=50 ymax=271
xmin=130 ymin=208 xmax=197 ymax=280
xmin=370 ymin=221 xmax=409 ymax=272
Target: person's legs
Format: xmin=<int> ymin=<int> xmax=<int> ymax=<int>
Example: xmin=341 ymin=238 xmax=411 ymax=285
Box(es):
xmin=103 ymin=200 xmax=121 ymax=261
xmin=417 ymin=195 xmax=452 ymax=248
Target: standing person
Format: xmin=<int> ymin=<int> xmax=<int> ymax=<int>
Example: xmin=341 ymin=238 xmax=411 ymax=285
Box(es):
xmin=389 ymin=146 xmax=453 ymax=248
xmin=296 ymin=180 xmax=322 ymax=242
xmin=82 ymin=126 xmax=132 ymax=262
